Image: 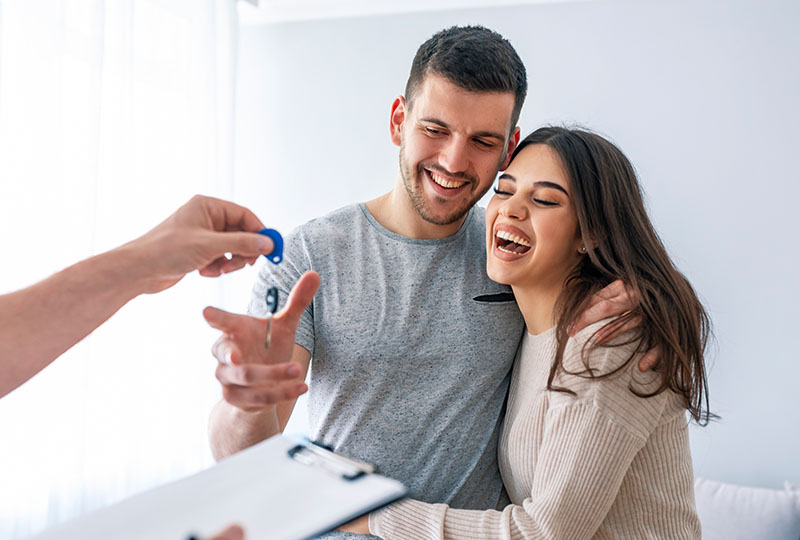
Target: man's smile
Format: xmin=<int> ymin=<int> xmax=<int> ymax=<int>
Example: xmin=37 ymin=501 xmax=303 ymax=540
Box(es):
xmin=423 ymin=167 xmax=472 ymax=198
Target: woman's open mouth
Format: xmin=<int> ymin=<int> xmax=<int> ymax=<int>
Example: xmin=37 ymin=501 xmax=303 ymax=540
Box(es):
xmin=495 ymin=229 xmax=532 ymax=256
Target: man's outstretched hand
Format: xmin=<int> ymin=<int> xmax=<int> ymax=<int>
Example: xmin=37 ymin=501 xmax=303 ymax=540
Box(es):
xmin=204 ymin=271 xmax=320 ymax=412
xmin=208 ymin=524 xmax=245 ymax=540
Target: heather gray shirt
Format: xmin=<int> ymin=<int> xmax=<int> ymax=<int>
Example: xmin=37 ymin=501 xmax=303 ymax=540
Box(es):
xmin=249 ymin=203 xmax=525 ymax=539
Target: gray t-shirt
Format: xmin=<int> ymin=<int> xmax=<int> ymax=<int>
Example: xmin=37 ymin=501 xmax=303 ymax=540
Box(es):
xmin=249 ymin=203 xmax=525 ymax=538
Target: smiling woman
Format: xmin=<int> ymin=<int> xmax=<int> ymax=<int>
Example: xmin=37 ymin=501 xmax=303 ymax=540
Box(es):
xmin=487 ymin=144 xmax=584 ymax=299
xmin=368 ymin=126 xmax=712 ymax=539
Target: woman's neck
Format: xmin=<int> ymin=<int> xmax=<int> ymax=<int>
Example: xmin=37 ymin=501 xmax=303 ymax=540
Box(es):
xmin=512 ymin=283 xmax=563 ymax=336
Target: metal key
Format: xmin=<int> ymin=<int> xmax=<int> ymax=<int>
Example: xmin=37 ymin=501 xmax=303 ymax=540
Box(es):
xmin=264 ymin=286 xmax=279 ymax=348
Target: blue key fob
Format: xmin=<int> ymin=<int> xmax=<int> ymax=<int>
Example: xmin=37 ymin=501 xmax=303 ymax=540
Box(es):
xmin=258 ymin=228 xmax=284 ymax=265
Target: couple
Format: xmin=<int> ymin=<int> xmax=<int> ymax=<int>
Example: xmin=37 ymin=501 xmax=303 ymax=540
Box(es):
xmin=204 ymin=26 xmax=710 ymax=539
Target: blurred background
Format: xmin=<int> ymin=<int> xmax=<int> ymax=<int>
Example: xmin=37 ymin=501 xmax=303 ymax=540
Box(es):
xmin=1 ymin=0 xmax=798 ymax=537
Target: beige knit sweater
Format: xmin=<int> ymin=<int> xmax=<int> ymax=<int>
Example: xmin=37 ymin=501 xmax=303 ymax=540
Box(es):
xmin=370 ymin=322 xmax=701 ymax=539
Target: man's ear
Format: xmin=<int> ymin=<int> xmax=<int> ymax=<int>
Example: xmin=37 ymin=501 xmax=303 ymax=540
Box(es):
xmin=389 ymin=96 xmax=406 ymax=147
xmin=498 ymin=126 xmax=521 ymax=171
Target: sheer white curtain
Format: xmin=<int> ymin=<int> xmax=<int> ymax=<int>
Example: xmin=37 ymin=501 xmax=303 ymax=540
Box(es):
xmin=0 ymin=0 xmax=240 ymax=537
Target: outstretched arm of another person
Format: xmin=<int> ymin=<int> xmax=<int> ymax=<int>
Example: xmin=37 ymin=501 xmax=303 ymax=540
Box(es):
xmin=0 ymin=195 xmax=275 ymax=399
xmin=206 ymin=271 xmax=319 ymax=460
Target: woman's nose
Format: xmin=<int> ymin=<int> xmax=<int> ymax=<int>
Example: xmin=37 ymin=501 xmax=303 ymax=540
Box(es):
xmin=498 ymin=196 xmax=527 ymax=220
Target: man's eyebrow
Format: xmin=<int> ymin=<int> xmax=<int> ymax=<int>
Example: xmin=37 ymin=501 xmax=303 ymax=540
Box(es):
xmin=498 ymin=174 xmax=569 ymax=195
xmin=419 ymin=118 xmax=506 ymax=142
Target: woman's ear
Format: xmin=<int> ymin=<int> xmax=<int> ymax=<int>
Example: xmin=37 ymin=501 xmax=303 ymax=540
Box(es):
xmin=389 ymin=96 xmax=406 ymax=147
xmin=577 ymin=234 xmax=598 ymax=254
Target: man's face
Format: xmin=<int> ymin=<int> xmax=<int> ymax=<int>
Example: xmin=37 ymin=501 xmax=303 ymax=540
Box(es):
xmin=391 ymin=74 xmax=519 ymax=226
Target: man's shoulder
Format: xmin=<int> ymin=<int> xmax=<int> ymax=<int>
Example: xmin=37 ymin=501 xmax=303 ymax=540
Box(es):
xmin=469 ymin=205 xmax=487 ymax=228
xmin=288 ymin=203 xmax=363 ymax=241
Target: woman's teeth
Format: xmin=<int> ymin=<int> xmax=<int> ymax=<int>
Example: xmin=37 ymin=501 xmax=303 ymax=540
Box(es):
xmin=431 ymin=171 xmax=466 ymax=189
xmin=496 ymin=230 xmax=532 ymax=254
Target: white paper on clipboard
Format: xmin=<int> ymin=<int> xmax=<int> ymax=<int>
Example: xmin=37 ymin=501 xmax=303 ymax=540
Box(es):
xmin=28 ymin=434 xmax=407 ymax=540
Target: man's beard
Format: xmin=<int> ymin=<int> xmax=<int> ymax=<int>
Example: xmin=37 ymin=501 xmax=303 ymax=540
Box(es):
xmin=398 ymin=142 xmax=485 ymax=226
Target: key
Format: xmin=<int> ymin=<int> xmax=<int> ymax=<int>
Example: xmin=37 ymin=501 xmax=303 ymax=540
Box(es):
xmin=264 ymin=286 xmax=279 ymax=349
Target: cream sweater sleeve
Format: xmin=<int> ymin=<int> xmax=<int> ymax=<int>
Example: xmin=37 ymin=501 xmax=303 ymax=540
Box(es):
xmin=370 ymin=329 xmax=674 ymax=540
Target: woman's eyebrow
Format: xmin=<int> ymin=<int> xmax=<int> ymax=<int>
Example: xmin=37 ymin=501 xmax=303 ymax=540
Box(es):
xmin=534 ymin=181 xmax=568 ymax=195
xmin=498 ymin=174 xmax=568 ymax=195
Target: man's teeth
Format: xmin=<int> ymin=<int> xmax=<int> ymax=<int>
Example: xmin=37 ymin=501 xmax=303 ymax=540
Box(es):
xmin=496 ymin=230 xmax=531 ymax=247
xmin=430 ymin=171 xmax=466 ymax=189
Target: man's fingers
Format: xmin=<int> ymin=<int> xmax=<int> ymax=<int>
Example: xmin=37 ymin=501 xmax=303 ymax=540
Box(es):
xmin=638 ymin=346 xmax=660 ymax=372
xmin=277 ymin=271 xmax=321 ymax=327
xmin=596 ymin=315 xmax=641 ymax=343
xmin=215 ymin=362 xmax=301 ymax=386
xmin=570 ymin=300 xmax=620 ymax=336
xmin=220 ymin=381 xmax=308 ymax=410
xmin=571 ymin=280 xmax=637 ymax=336
xmin=583 ymin=279 xmax=627 ymax=309
xmin=211 ymin=336 xmax=239 ymax=366
xmin=204 ymin=306 xmax=255 ymax=335
xmin=208 ymin=524 xmax=245 ymax=540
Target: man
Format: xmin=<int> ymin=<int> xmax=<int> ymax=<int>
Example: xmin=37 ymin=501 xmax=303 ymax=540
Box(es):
xmin=206 ymin=26 xmax=646 ymax=539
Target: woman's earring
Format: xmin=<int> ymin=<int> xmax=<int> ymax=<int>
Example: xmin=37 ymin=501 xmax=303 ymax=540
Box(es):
xmin=580 ymin=246 xmax=587 ymax=253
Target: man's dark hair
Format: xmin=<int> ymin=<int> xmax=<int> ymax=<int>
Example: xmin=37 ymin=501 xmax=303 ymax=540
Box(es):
xmin=405 ymin=25 xmax=527 ymax=132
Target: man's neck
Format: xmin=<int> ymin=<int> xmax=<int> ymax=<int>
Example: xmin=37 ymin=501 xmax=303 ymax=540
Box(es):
xmin=365 ymin=175 xmax=468 ymax=240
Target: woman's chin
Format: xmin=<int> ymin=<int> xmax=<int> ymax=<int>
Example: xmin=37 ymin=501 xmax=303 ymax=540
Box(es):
xmin=487 ymin=265 xmax=516 ymax=287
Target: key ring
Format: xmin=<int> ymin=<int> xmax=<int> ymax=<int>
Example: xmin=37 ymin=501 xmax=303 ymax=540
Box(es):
xmin=264 ymin=286 xmax=279 ymax=349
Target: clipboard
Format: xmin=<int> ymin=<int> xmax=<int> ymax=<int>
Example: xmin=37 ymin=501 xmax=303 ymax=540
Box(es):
xmin=28 ymin=434 xmax=407 ymax=540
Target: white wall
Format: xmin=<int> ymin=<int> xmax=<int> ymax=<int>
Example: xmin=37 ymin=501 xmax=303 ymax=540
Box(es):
xmin=233 ymin=0 xmax=800 ymax=489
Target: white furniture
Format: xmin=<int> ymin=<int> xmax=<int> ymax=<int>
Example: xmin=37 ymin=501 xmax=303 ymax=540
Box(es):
xmin=695 ymin=478 xmax=800 ymax=540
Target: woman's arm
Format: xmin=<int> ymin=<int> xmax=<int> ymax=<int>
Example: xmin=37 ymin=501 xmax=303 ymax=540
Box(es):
xmin=370 ymin=329 xmax=675 ymax=540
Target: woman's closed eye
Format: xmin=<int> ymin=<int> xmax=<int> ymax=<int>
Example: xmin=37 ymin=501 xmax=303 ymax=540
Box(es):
xmin=493 ymin=187 xmax=513 ymax=197
xmin=534 ymin=198 xmax=559 ymax=207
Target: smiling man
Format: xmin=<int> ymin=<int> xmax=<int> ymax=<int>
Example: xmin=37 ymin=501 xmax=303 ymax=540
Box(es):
xmin=205 ymin=26 xmax=636 ymax=540
xmin=208 ymin=27 xmax=526 ymax=539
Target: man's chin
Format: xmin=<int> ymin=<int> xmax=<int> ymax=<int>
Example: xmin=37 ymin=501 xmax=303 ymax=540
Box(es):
xmin=417 ymin=204 xmax=471 ymax=226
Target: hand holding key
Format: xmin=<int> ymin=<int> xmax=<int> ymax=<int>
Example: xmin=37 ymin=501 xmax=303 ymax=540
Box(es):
xmin=203 ymin=271 xmax=320 ymax=412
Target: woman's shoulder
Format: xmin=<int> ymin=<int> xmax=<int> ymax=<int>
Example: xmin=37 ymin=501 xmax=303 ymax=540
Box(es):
xmin=555 ymin=319 xmax=682 ymax=438
xmin=562 ymin=319 xmax=642 ymax=376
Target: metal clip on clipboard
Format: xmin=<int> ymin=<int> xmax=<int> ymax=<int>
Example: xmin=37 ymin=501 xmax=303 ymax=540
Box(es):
xmin=287 ymin=440 xmax=375 ymax=481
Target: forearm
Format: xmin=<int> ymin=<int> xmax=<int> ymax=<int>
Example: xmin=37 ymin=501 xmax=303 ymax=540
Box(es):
xmin=0 ymin=245 xmax=147 ymax=398
xmin=208 ymin=399 xmax=282 ymax=460
xmin=371 ymin=404 xmax=647 ymax=540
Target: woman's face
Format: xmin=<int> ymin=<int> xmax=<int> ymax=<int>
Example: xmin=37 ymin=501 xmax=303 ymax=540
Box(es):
xmin=486 ymin=144 xmax=584 ymax=291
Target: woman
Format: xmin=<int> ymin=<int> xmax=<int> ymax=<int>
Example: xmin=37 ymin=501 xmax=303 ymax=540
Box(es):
xmin=346 ymin=126 xmax=711 ymax=539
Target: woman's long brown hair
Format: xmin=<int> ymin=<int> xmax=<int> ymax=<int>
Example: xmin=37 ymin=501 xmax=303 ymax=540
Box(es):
xmin=514 ymin=126 xmax=714 ymax=425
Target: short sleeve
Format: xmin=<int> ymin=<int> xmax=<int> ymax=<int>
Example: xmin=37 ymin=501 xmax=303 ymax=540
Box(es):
xmin=247 ymin=226 xmax=315 ymax=356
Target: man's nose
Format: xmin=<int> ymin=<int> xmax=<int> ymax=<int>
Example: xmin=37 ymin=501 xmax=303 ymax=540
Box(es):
xmin=438 ymin=137 xmax=470 ymax=173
